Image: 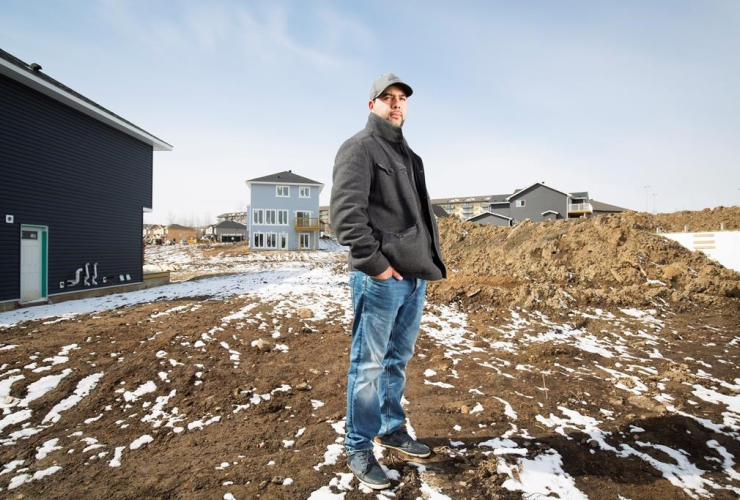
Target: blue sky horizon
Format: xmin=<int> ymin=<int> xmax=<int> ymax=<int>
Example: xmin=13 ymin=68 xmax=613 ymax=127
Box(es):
xmin=2 ymin=0 xmax=739 ymax=225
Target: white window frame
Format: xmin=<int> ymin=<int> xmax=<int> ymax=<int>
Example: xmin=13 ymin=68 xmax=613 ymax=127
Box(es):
xmin=299 ymin=186 xmax=311 ymax=198
xmin=299 ymin=232 xmax=310 ymax=249
xmin=266 ymin=232 xmax=277 ymax=249
xmin=279 ymin=233 xmax=288 ymax=249
xmin=278 ymin=210 xmax=289 ymax=225
xmin=276 ymin=185 xmax=290 ymax=197
xmin=515 ymin=199 xmax=526 ymax=208
xmin=295 ymin=210 xmax=312 ymax=228
xmin=252 ymin=232 xmax=264 ymax=248
xmin=252 ymin=209 xmax=264 ymax=225
xmin=265 ymin=209 xmax=277 ymax=225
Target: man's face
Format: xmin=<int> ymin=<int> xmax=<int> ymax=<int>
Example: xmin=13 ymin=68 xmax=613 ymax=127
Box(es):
xmin=368 ymin=85 xmax=408 ymax=127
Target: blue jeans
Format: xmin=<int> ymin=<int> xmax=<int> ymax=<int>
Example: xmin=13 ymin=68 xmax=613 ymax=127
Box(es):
xmin=345 ymin=270 xmax=427 ymax=452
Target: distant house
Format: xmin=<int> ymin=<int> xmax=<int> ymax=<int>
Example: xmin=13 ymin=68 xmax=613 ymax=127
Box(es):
xmin=143 ymin=224 xmax=166 ymax=244
xmin=467 ymin=211 xmax=513 ymax=227
xmin=245 ymin=170 xmax=324 ymax=250
xmin=505 ymin=183 xmax=574 ymax=222
xmin=217 ymin=212 xmax=247 ymax=225
xmin=432 ymin=182 xmax=628 ymax=226
xmin=143 ymin=223 xmax=158 ymax=239
xmin=164 ymin=224 xmax=198 ymax=243
xmin=494 ymin=182 xmax=627 ymax=223
xmin=591 ymin=200 xmax=628 ymax=216
xmin=319 ymin=205 xmax=332 ymax=235
xmin=204 ymin=220 xmax=247 ymax=242
xmin=0 ymin=48 xmax=171 ymax=309
xmin=430 ymin=195 xmax=491 ymax=219
xmin=431 ymin=205 xmax=451 ymax=219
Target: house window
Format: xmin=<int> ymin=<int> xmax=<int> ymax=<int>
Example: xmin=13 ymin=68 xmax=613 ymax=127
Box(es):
xmin=299 ymin=232 xmax=310 ymax=249
xmin=266 ymin=233 xmax=277 ymax=248
xmin=278 ymin=210 xmax=288 ymax=225
xmin=253 ymin=209 xmax=264 ymax=225
xmin=279 ymin=233 xmax=288 ymax=249
xmin=253 ymin=232 xmax=264 ymax=248
xmin=299 ymin=186 xmax=311 ymax=198
xmin=265 ymin=210 xmax=276 ymax=225
xmin=276 ymin=186 xmax=290 ymax=197
xmin=516 ymin=200 xmax=526 ymax=208
xmin=295 ymin=210 xmax=312 ymax=227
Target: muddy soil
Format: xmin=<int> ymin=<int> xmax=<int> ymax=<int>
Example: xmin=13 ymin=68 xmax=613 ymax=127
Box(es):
xmin=430 ymin=211 xmax=740 ymax=314
xmin=652 ymin=206 xmax=740 ymax=232
xmin=1 ymin=207 xmax=739 ymax=499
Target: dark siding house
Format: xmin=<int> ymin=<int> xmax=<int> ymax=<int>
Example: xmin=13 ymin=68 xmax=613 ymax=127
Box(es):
xmin=591 ymin=200 xmax=628 ymax=216
xmin=488 ymin=196 xmax=511 ymax=220
xmin=431 ymin=205 xmax=451 ymax=219
xmin=481 ymin=182 xmax=629 ymax=225
xmin=0 ymin=48 xmax=171 ymax=309
xmin=205 ymin=221 xmax=248 ymax=242
xmin=467 ymin=211 xmax=512 ymax=227
xmin=508 ymin=183 xmax=569 ymax=222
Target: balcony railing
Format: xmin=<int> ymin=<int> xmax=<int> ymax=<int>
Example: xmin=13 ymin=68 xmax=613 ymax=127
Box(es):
xmin=568 ymin=203 xmax=593 ymax=214
xmin=294 ymin=217 xmax=321 ymax=230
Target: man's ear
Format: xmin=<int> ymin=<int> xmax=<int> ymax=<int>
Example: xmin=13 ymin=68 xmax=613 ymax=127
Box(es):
xmin=368 ymin=100 xmax=375 ymax=111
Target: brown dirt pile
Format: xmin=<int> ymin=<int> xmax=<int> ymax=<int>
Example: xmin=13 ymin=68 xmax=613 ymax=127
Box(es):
xmin=429 ymin=211 xmax=740 ymax=314
xmin=652 ymin=205 xmax=740 ymax=232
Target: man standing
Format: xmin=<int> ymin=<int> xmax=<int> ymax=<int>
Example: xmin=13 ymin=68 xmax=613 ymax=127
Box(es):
xmin=330 ymin=73 xmax=446 ymax=489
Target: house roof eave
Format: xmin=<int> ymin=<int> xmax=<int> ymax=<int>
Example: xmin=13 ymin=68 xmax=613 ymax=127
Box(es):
xmin=507 ymin=182 xmax=571 ymax=201
xmin=0 ymin=53 xmax=172 ymax=152
xmin=467 ymin=210 xmax=512 ymax=222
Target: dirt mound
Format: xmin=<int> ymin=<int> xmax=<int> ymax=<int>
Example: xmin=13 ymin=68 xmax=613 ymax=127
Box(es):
xmin=2 ymin=241 xmax=739 ymax=498
xmin=653 ymin=205 xmax=740 ymax=232
xmin=429 ymin=211 xmax=740 ymax=314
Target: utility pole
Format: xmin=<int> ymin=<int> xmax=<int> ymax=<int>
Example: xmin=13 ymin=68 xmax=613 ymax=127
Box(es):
xmin=652 ymin=193 xmax=657 ymax=215
xmin=643 ymin=185 xmax=651 ymax=213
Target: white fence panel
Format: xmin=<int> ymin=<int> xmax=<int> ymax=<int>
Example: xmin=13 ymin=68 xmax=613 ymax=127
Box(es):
xmin=662 ymin=230 xmax=740 ymax=273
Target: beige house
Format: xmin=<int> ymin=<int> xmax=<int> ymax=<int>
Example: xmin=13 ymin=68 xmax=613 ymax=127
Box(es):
xmin=143 ymin=224 xmax=167 ymax=244
xmin=164 ymin=224 xmax=198 ymax=242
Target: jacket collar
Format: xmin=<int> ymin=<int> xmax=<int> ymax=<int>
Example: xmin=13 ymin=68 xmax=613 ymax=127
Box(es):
xmin=366 ymin=112 xmax=404 ymax=144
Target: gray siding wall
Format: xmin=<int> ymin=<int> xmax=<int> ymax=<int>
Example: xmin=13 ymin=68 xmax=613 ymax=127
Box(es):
xmin=488 ymin=204 xmax=511 ymax=219
xmin=509 ymin=185 xmax=567 ymax=223
xmin=215 ymin=227 xmax=247 ymax=239
xmin=0 ymin=73 xmax=153 ymax=303
xmin=248 ymin=183 xmax=321 ymax=250
xmin=473 ymin=213 xmax=511 ymax=227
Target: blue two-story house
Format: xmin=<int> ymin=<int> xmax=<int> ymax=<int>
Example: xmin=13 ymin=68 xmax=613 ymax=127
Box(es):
xmin=245 ymin=171 xmax=324 ymax=250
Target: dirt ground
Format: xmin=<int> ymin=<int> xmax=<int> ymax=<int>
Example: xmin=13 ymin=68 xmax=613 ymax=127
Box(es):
xmin=1 ymin=208 xmax=739 ymax=499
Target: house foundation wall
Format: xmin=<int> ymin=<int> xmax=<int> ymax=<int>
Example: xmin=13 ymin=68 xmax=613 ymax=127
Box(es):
xmin=662 ymin=230 xmax=740 ymax=273
xmin=0 ymin=271 xmax=170 ymax=312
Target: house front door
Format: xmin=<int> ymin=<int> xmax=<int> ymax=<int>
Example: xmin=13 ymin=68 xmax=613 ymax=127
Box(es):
xmin=20 ymin=225 xmax=48 ymax=303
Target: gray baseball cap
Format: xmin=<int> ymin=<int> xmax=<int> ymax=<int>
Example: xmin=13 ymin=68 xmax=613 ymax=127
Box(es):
xmin=369 ymin=73 xmax=413 ymax=100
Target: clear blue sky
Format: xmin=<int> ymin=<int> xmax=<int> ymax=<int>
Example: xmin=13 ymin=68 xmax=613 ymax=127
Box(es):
xmin=2 ymin=0 xmax=739 ymax=224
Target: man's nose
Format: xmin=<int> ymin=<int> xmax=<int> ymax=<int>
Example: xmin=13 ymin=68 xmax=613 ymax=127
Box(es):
xmin=391 ymin=98 xmax=400 ymax=108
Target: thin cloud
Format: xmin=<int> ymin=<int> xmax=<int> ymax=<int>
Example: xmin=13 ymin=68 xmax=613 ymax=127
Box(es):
xmin=94 ymin=0 xmax=373 ymax=68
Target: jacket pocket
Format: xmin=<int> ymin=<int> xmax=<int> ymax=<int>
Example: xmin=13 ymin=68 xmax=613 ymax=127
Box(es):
xmin=376 ymin=162 xmax=415 ymax=202
xmin=381 ymin=223 xmax=432 ymax=275
xmin=376 ymin=162 xmax=396 ymax=175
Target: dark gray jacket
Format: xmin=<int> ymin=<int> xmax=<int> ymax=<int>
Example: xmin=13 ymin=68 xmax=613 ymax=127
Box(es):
xmin=330 ymin=113 xmax=446 ymax=281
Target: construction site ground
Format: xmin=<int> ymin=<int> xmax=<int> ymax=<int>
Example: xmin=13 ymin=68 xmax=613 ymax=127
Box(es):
xmin=1 ymin=207 xmax=739 ymax=499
